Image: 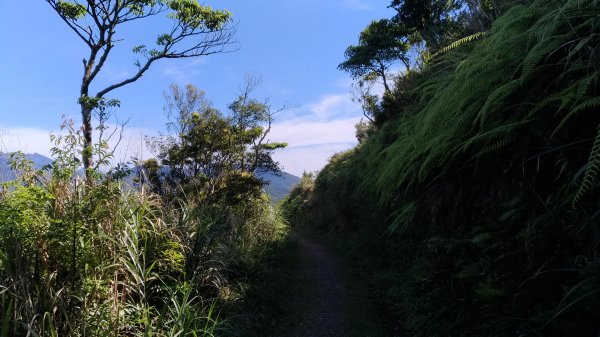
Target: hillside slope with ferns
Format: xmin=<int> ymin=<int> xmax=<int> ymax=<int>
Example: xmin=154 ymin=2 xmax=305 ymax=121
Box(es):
xmin=281 ymin=0 xmax=600 ymax=336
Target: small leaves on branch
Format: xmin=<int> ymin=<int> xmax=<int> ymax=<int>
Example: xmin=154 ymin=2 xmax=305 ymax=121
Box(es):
xmin=77 ymin=96 xmax=121 ymax=110
xmin=44 ymin=0 xmax=235 ymax=181
xmin=55 ymin=1 xmax=86 ymax=19
xmin=167 ymin=0 xmax=232 ymax=30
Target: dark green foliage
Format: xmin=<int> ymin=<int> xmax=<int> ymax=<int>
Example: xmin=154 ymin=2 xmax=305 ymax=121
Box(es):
xmin=372 ymin=0 xmax=600 ymax=201
xmin=390 ymin=0 xmax=469 ymax=49
xmin=283 ymin=0 xmax=600 ymax=335
xmin=279 ymin=172 xmax=316 ymax=226
xmin=389 ymin=0 xmax=502 ymax=48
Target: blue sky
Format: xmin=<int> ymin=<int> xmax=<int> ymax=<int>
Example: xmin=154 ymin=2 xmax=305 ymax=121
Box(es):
xmin=0 ymin=1 xmax=394 ymax=176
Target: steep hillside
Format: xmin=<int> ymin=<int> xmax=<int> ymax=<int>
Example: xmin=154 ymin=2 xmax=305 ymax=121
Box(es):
xmin=281 ymin=0 xmax=600 ymax=336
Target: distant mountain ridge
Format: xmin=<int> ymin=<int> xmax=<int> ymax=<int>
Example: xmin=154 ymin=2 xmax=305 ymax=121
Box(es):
xmin=0 ymin=152 xmax=53 ymax=182
xmin=258 ymin=170 xmax=301 ymax=202
xmin=0 ymin=152 xmax=299 ymax=202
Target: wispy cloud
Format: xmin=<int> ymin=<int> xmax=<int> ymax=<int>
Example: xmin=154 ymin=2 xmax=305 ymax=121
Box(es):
xmin=343 ymin=0 xmax=374 ymax=11
xmin=270 ymin=118 xmax=358 ymax=148
xmin=268 ymin=90 xmax=363 ymax=175
xmin=307 ymin=94 xmax=347 ymax=119
xmin=273 ymin=142 xmax=356 ymax=176
xmin=96 ymin=64 xmax=133 ymax=84
xmin=0 ymin=126 xmax=56 ymax=157
xmin=306 ymin=93 xmax=361 ymax=121
xmin=161 ymin=58 xmax=208 ymax=83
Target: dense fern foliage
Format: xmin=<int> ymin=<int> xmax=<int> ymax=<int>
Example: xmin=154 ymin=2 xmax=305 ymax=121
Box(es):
xmin=281 ymin=0 xmax=600 ymax=336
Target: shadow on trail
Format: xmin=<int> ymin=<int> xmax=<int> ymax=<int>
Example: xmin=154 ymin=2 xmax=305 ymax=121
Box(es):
xmin=267 ymin=229 xmax=396 ymax=337
xmin=271 ymin=231 xmax=349 ymax=337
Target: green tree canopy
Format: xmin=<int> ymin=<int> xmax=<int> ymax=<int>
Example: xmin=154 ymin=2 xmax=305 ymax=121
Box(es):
xmin=149 ymin=82 xmax=287 ymax=202
xmin=338 ymin=19 xmax=411 ymax=93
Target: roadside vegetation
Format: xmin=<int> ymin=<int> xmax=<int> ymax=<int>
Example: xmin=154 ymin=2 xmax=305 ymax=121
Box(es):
xmin=1 ymin=2 xmax=291 ymax=335
xmin=281 ymin=0 xmax=600 ymax=336
xmin=0 ymin=81 xmax=288 ymax=336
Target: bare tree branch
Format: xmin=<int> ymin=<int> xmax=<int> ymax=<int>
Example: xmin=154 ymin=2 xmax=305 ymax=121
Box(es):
xmin=46 ymin=0 xmax=93 ymax=47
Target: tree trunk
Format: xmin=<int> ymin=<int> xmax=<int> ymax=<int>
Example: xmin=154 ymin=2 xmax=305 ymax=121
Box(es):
xmin=382 ymin=74 xmax=391 ymax=94
xmin=379 ymin=62 xmax=391 ymax=94
xmin=81 ymin=105 xmax=94 ymax=184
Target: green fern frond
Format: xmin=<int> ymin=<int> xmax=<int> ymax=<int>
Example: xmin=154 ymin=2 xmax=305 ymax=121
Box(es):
xmin=577 ymin=74 xmax=595 ymax=97
xmin=573 ymin=126 xmax=600 ymax=207
xmin=430 ymin=31 xmax=489 ymax=60
xmin=388 ymin=202 xmax=416 ymax=234
xmin=521 ymin=34 xmax=568 ymax=80
xmin=477 ymin=79 xmax=522 ymax=127
xmin=475 ymin=134 xmax=513 ymax=158
xmin=553 ymin=97 xmax=600 ymax=137
xmin=557 ymin=92 xmax=581 ymax=114
xmin=364 ymin=0 xmax=600 ymax=203
xmin=459 ymin=119 xmax=533 ymax=155
xmin=564 ymin=35 xmax=596 ymax=64
xmin=524 ymin=86 xmax=576 ymax=120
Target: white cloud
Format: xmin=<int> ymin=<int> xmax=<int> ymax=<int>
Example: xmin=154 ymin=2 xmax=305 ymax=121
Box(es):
xmin=267 ymin=91 xmax=363 ymax=176
xmin=268 ymin=117 xmax=360 ymax=176
xmin=96 ymin=64 xmax=133 ymax=84
xmin=306 ymin=93 xmax=361 ymax=120
xmin=0 ymin=120 xmax=359 ymax=177
xmin=161 ymin=58 xmax=208 ymax=83
xmin=109 ymin=124 xmax=157 ymax=163
xmin=0 ymin=123 xmax=157 ymax=165
xmin=270 ymin=118 xmax=359 ymax=147
xmin=273 ymin=143 xmax=356 ymax=176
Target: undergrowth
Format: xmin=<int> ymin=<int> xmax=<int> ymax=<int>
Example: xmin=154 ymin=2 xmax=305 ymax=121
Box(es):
xmin=0 ymin=128 xmax=287 ymax=336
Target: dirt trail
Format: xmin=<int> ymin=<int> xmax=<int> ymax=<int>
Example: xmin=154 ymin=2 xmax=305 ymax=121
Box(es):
xmin=272 ymin=231 xmax=349 ymax=337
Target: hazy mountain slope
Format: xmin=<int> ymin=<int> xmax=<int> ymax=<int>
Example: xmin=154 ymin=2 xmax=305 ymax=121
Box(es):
xmin=258 ymin=171 xmax=301 ymax=202
xmin=0 ymin=152 xmax=53 ymax=182
xmin=0 ymin=152 xmax=300 ymax=201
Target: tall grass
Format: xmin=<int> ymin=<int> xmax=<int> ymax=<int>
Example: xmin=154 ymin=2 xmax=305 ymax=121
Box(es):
xmin=0 ymin=147 xmax=285 ymax=336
